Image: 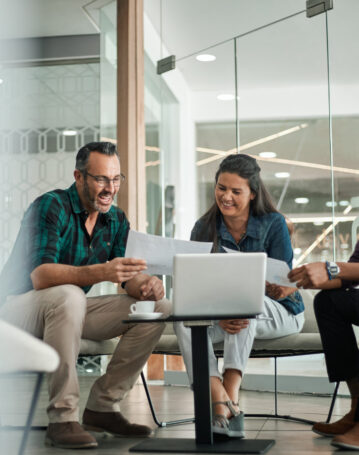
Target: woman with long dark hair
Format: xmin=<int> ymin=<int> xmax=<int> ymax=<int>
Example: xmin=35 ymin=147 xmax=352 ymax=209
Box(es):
xmin=174 ymin=153 xmax=304 ymax=438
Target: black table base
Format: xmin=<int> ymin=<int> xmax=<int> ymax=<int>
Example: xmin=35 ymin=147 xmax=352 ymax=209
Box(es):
xmin=124 ymin=318 xmax=275 ymax=454
xmin=130 ymin=438 xmax=275 ymax=454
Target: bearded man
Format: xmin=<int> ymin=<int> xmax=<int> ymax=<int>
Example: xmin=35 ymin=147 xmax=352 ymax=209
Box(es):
xmin=0 ymin=142 xmax=170 ymax=449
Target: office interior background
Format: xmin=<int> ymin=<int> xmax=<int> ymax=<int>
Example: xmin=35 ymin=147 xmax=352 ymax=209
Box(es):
xmin=0 ymin=0 xmax=358 ymax=391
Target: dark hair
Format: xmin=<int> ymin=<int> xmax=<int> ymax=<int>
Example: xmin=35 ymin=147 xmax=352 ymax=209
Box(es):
xmin=196 ymin=153 xmax=278 ymax=244
xmin=75 ymin=141 xmax=119 ymax=172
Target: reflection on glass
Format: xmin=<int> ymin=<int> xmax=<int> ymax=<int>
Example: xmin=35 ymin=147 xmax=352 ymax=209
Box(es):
xmin=328 ymin=0 xmax=359 ymax=259
xmin=144 ymin=54 xmax=178 ymax=238
xmin=194 ymin=10 xmax=359 ymax=266
xmin=190 ymin=39 xmax=237 ymax=218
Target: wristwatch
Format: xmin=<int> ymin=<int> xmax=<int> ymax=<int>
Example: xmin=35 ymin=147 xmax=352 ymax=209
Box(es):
xmin=325 ymin=261 xmax=341 ymax=280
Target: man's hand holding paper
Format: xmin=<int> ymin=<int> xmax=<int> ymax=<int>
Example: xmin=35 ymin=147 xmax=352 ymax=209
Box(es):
xmin=125 ymin=230 xmax=213 ymax=275
xmin=105 ymin=257 xmax=147 ymax=283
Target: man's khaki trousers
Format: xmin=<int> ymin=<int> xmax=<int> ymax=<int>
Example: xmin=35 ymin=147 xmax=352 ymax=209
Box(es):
xmin=0 ymin=284 xmax=171 ymax=423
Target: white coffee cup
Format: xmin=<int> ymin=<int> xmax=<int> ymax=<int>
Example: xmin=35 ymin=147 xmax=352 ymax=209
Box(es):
xmin=130 ymin=300 xmax=155 ymax=314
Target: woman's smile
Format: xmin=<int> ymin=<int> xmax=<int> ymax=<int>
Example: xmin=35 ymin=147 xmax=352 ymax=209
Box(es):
xmin=215 ymin=172 xmax=255 ymax=219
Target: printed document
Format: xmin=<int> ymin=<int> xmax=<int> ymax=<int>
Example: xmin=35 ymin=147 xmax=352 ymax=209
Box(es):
xmin=125 ymin=230 xmax=213 ymax=275
xmin=223 ymin=247 xmax=293 ymax=287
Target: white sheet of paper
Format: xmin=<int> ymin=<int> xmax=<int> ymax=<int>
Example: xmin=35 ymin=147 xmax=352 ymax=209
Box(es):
xmin=266 ymin=257 xmax=293 ymax=287
xmin=223 ymin=247 xmax=293 ymax=287
xmin=125 ymin=230 xmax=213 ymax=275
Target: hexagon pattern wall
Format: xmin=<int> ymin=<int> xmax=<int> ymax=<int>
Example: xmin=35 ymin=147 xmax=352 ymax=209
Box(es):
xmin=0 ymin=63 xmax=100 ymax=269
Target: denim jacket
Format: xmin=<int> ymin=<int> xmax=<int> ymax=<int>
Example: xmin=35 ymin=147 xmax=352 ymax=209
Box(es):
xmin=190 ymin=211 xmax=304 ymax=315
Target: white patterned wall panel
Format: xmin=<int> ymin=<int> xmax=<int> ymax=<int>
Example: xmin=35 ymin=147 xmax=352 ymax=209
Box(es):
xmin=0 ymin=63 xmax=100 ymax=269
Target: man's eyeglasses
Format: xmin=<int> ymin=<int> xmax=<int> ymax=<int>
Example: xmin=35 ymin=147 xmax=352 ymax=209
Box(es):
xmin=85 ymin=171 xmax=126 ymax=188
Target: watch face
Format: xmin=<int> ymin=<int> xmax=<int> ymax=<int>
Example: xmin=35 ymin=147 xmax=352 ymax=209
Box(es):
xmin=329 ymin=263 xmax=339 ymax=277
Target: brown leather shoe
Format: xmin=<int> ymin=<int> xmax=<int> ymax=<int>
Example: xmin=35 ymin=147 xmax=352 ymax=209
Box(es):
xmin=332 ymin=422 xmax=359 ymax=450
xmin=312 ymin=398 xmax=357 ymax=437
xmin=45 ymin=422 xmax=98 ymax=449
xmin=83 ymin=408 xmax=153 ymax=438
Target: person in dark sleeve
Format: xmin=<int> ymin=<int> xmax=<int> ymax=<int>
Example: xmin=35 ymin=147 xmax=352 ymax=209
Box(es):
xmin=289 ymin=243 xmax=359 ymax=450
xmin=0 ymin=142 xmax=171 ymax=450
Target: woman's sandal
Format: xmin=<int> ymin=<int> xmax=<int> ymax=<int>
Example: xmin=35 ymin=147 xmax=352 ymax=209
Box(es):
xmin=212 ymin=401 xmax=245 ymax=438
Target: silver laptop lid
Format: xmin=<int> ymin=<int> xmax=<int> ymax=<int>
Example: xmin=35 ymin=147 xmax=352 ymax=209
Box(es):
xmin=173 ymin=253 xmax=267 ymax=318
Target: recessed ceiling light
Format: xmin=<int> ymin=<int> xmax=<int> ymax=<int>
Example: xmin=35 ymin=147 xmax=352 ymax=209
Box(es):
xmin=339 ymin=200 xmax=349 ymax=206
xmin=217 ymin=94 xmax=236 ymax=101
xmin=294 ymin=248 xmax=302 ymax=254
xmin=295 ymin=197 xmax=309 ymax=204
xmin=259 ymin=151 xmax=277 ymax=158
xmin=0 ymin=78 xmax=3 ymax=85
xmin=325 ymin=201 xmax=337 ymax=207
xmin=63 ymin=130 xmax=77 ymax=136
xmin=275 ymin=172 xmax=290 ymax=179
xmin=196 ymin=54 xmax=216 ymax=62
xmin=313 ymin=221 xmax=324 ymax=226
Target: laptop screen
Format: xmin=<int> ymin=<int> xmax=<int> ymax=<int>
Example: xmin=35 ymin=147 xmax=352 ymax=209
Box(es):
xmin=172 ymin=253 xmax=266 ymax=318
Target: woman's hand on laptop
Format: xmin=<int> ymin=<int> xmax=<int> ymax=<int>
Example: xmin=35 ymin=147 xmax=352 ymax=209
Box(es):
xmin=219 ymin=319 xmax=249 ymax=334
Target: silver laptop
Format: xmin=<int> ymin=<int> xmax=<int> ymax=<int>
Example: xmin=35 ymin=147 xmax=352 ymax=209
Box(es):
xmin=172 ymin=253 xmax=266 ymax=319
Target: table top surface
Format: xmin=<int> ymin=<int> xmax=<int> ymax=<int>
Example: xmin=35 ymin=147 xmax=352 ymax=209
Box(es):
xmin=123 ymin=313 xmax=259 ymax=323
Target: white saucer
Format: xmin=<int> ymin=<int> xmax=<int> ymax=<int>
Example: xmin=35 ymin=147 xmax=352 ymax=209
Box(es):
xmin=128 ymin=312 xmax=164 ymax=320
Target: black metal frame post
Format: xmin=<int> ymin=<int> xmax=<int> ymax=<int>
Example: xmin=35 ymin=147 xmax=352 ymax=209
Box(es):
xmin=245 ymin=356 xmax=317 ymax=424
xmin=140 ymin=371 xmax=195 ymax=427
xmin=191 ymin=325 xmax=212 ymax=444
xmin=18 ymin=372 xmax=44 ymax=455
xmin=326 ymin=382 xmax=340 ymax=423
xmin=274 ymin=357 xmax=278 ymax=415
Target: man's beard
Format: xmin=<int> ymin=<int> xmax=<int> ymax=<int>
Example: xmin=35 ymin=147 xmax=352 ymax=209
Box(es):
xmin=83 ymin=180 xmax=114 ymax=213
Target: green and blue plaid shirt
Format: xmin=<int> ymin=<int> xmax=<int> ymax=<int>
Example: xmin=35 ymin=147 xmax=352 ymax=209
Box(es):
xmin=0 ymin=183 xmax=130 ymax=300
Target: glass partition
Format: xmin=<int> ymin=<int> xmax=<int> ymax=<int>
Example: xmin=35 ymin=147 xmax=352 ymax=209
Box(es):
xmin=99 ymin=1 xmax=117 ymax=142
xmin=188 ymin=10 xmax=337 ymax=268
xmin=235 ymin=11 xmax=333 ymax=267
xmin=231 ymin=10 xmax=332 ymax=391
xmin=144 ymin=3 xmax=353 ymax=392
xmin=92 ymin=0 xmax=118 ymax=300
xmin=328 ymin=0 xmax=359 ymax=259
xmin=185 ymin=40 xmax=238 ymax=219
xmin=144 ymin=54 xmax=179 ymax=238
xmin=145 ymin=4 xmax=340 ymax=267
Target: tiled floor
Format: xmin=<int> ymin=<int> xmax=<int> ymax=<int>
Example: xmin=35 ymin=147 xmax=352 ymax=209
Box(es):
xmin=0 ymin=375 xmax=353 ymax=454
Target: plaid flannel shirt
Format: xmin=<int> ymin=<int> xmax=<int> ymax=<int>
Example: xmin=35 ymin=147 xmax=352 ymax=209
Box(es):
xmin=0 ymin=183 xmax=129 ymax=300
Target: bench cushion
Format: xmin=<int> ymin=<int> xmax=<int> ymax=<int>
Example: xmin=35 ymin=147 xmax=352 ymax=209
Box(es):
xmin=79 ymin=290 xmax=322 ymax=358
xmin=80 ymin=338 xmax=118 ymax=356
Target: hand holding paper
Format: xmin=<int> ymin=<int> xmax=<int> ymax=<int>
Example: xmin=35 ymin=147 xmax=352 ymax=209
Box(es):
xmin=105 ymin=257 xmax=147 ymax=283
xmin=266 ymin=257 xmax=293 ymax=287
xmin=125 ymin=230 xmax=213 ymax=275
xmin=223 ymin=247 xmax=293 ymax=287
